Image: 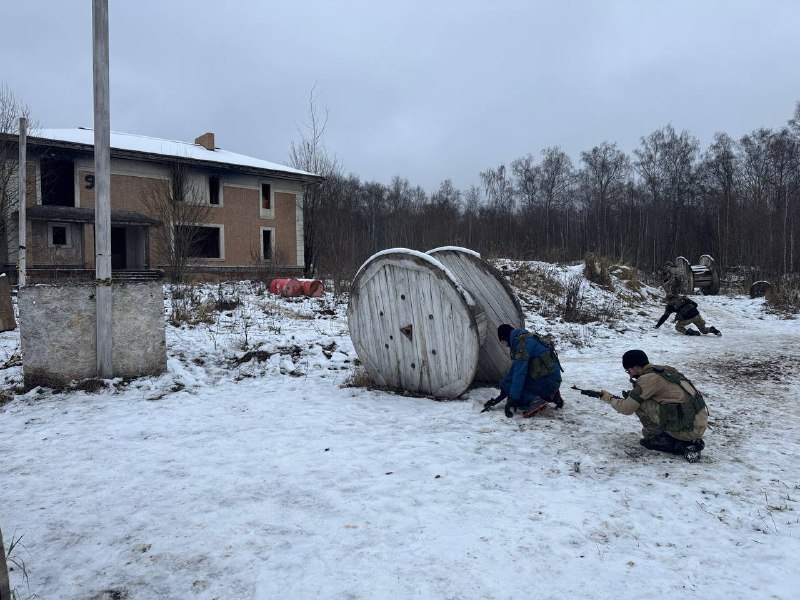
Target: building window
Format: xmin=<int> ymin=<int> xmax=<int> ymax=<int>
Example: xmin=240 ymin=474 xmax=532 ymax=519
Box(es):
xmin=261 ymin=227 xmax=274 ymax=260
xmin=177 ymin=224 xmax=223 ymax=259
xmin=209 ymin=176 xmax=220 ymax=205
xmin=40 ymin=158 xmax=75 ymax=206
xmin=260 ymin=182 xmax=274 ymax=218
xmin=48 ymin=223 xmax=71 ymax=248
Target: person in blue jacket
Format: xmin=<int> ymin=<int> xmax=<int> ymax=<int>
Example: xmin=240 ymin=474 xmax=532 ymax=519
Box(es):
xmin=497 ymin=324 xmax=564 ymax=418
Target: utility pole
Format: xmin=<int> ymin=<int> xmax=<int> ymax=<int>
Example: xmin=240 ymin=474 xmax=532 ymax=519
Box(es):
xmin=17 ymin=117 xmax=26 ymax=287
xmin=93 ymin=0 xmax=112 ymax=378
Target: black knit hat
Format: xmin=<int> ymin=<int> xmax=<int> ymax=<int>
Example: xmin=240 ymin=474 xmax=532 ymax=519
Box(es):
xmin=497 ymin=324 xmax=513 ymax=344
xmin=622 ymin=349 xmax=649 ymax=369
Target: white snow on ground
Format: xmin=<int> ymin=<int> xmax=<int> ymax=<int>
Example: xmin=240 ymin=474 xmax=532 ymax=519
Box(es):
xmin=1 ymin=265 xmax=799 ymax=600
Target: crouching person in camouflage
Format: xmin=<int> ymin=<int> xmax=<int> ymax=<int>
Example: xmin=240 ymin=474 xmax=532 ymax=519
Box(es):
xmin=600 ymin=350 xmax=707 ymax=462
xmin=655 ymin=294 xmax=721 ymax=336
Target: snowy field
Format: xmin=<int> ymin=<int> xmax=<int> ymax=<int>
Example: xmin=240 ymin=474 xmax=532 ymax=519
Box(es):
xmin=1 ymin=262 xmax=798 ymax=600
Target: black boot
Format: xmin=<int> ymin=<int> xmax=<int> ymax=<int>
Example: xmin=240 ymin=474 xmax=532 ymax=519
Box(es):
xmin=709 ymin=326 xmax=721 ymax=336
xmin=550 ymin=389 xmax=564 ymax=409
xmin=683 ymin=329 xmax=701 ymax=336
xmin=639 ymin=432 xmax=677 ymax=453
xmin=672 ymin=439 xmax=705 ymax=462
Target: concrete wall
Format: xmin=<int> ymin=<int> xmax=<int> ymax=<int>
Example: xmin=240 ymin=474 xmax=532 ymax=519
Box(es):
xmin=18 ymin=281 xmax=166 ymax=387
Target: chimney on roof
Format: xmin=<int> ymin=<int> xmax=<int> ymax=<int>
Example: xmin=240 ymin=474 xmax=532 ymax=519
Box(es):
xmin=195 ymin=132 xmax=215 ymax=151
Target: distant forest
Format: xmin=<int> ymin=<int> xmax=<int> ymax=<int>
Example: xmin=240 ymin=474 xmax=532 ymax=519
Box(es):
xmin=294 ymin=100 xmax=800 ymax=289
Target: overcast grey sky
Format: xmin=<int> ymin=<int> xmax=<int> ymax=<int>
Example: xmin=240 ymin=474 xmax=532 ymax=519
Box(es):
xmin=2 ymin=0 xmax=799 ymax=191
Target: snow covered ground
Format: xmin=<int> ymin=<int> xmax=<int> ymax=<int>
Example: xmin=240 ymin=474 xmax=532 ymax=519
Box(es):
xmin=1 ymin=263 xmax=798 ymax=600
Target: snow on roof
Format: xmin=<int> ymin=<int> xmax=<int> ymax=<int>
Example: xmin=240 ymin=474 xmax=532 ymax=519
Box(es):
xmin=35 ymin=128 xmax=317 ymax=178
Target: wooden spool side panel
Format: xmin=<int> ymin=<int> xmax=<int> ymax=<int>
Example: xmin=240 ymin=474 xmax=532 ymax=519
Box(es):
xmin=348 ymin=253 xmax=480 ymax=398
xmin=429 ymin=249 xmax=523 ymax=383
xmin=698 ymin=254 xmax=720 ymax=295
xmin=675 ymin=256 xmax=694 ymax=294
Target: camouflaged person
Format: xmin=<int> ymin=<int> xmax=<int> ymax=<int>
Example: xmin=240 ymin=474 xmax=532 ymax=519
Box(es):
xmin=655 ymin=294 xmax=721 ymax=336
xmin=600 ymin=350 xmax=707 ymax=462
xmin=660 ymin=262 xmax=686 ymax=295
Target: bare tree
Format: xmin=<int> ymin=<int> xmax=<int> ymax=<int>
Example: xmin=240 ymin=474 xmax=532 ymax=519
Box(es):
xmin=462 ymin=185 xmax=481 ymax=249
xmin=537 ymin=146 xmax=575 ymax=255
xmin=634 ymin=125 xmax=700 ymax=255
xmin=142 ymin=161 xmax=212 ymax=282
xmin=480 ymin=163 xmax=515 ymax=251
xmin=289 ymin=85 xmax=338 ymax=277
xmin=698 ymin=132 xmax=739 ymax=268
xmin=579 ymin=142 xmax=631 ymax=256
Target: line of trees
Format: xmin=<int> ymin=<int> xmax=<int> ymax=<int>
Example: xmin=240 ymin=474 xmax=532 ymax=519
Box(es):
xmin=293 ymin=100 xmax=800 ymax=289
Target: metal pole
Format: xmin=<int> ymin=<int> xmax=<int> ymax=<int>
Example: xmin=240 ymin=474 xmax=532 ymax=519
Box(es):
xmin=93 ymin=0 xmax=112 ymax=378
xmin=17 ymin=117 xmax=27 ymax=287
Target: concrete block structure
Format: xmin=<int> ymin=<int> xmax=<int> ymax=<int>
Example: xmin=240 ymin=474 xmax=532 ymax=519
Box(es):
xmin=18 ymin=281 xmax=167 ymax=387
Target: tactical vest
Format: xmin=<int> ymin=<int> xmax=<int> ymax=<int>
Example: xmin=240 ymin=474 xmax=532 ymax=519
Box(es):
xmin=512 ymin=332 xmax=563 ymax=379
xmin=651 ymin=365 xmax=707 ymax=432
xmin=675 ymin=298 xmax=698 ymax=320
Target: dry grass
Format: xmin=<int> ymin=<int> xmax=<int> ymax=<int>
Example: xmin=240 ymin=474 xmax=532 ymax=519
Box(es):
xmin=765 ymin=276 xmax=800 ymax=316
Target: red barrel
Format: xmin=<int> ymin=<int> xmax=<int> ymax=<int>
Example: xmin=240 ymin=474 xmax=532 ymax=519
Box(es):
xmin=298 ymin=278 xmax=325 ymax=297
xmin=270 ymin=278 xmax=303 ymax=297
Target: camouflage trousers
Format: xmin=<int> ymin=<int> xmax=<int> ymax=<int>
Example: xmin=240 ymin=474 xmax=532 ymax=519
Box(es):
xmin=635 ymin=403 xmax=706 ymax=442
xmin=675 ymin=315 xmax=711 ymax=334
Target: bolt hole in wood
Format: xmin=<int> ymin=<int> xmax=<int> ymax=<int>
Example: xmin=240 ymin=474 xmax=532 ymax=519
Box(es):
xmin=400 ymin=324 xmax=413 ymax=340
xmin=379 ymin=311 xmax=384 ymax=316
xmin=431 ymin=349 xmax=437 ymax=355
xmin=428 ymin=314 xmax=433 ymax=319
xmin=411 ymin=363 xmax=416 ymax=369
xmin=400 ymin=294 xmax=406 ymax=300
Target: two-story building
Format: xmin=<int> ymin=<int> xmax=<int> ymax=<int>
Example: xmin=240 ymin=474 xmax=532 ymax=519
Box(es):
xmin=2 ymin=128 xmax=321 ymax=281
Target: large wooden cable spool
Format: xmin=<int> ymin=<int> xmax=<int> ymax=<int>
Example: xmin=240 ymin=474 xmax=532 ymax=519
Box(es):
xmin=673 ymin=255 xmax=720 ymax=295
xmin=427 ymin=246 xmax=524 ymax=383
xmin=348 ymin=249 xmax=486 ymax=398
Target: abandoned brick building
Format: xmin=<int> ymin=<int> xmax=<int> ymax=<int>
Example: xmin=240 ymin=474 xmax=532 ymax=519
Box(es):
xmin=1 ymin=128 xmax=321 ymax=281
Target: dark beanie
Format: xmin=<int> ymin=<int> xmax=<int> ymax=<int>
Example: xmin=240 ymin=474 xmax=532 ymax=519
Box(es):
xmin=622 ymin=350 xmax=649 ymax=369
xmin=497 ymin=324 xmax=513 ymax=344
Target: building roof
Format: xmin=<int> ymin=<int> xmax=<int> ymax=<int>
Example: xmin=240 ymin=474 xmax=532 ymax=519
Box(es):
xmin=29 ymin=128 xmax=321 ymax=183
xmin=24 ymin=205 xmax=159 ymax=226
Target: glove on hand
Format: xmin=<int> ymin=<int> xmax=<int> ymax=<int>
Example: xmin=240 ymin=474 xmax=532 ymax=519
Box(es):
xmin=504 ymin=398 xmax=518 ymax=418
xmin=600 ymin=390 xmax=613 ymax=403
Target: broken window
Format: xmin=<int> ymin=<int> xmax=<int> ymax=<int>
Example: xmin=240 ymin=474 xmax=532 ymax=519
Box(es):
xmin=261 ymin=228 xmax=273 ymax=260
xmin=48 ymin=223 xmax=70 ymax=247
xmin=209 ymin=176 xmax=220 ymax=205
xmin=261 ymin=183 xmax=272 ymax=211
xmin=178 ymin=225 xmax=222 ymax=259
xmin=40 ymin=158 xmax=75 ymax=206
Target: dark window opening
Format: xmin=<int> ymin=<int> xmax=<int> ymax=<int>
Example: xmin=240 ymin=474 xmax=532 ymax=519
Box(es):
xmin=52 ymin=226 xmax=67 ymax=246
xmin=41 ymin=158 xmax=75 ymax=206
xmin=181 ymin=225 xmax=221 ymax=259
xmin=209 ymin=176 xmax=220 ymax=205
xmin=261 ymin=183 xmax=271 ymax=210
xmin=262 ymin=229 xmax=272 ymax=260
xmin=111 ymin=227 xmax=127 ymax=269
